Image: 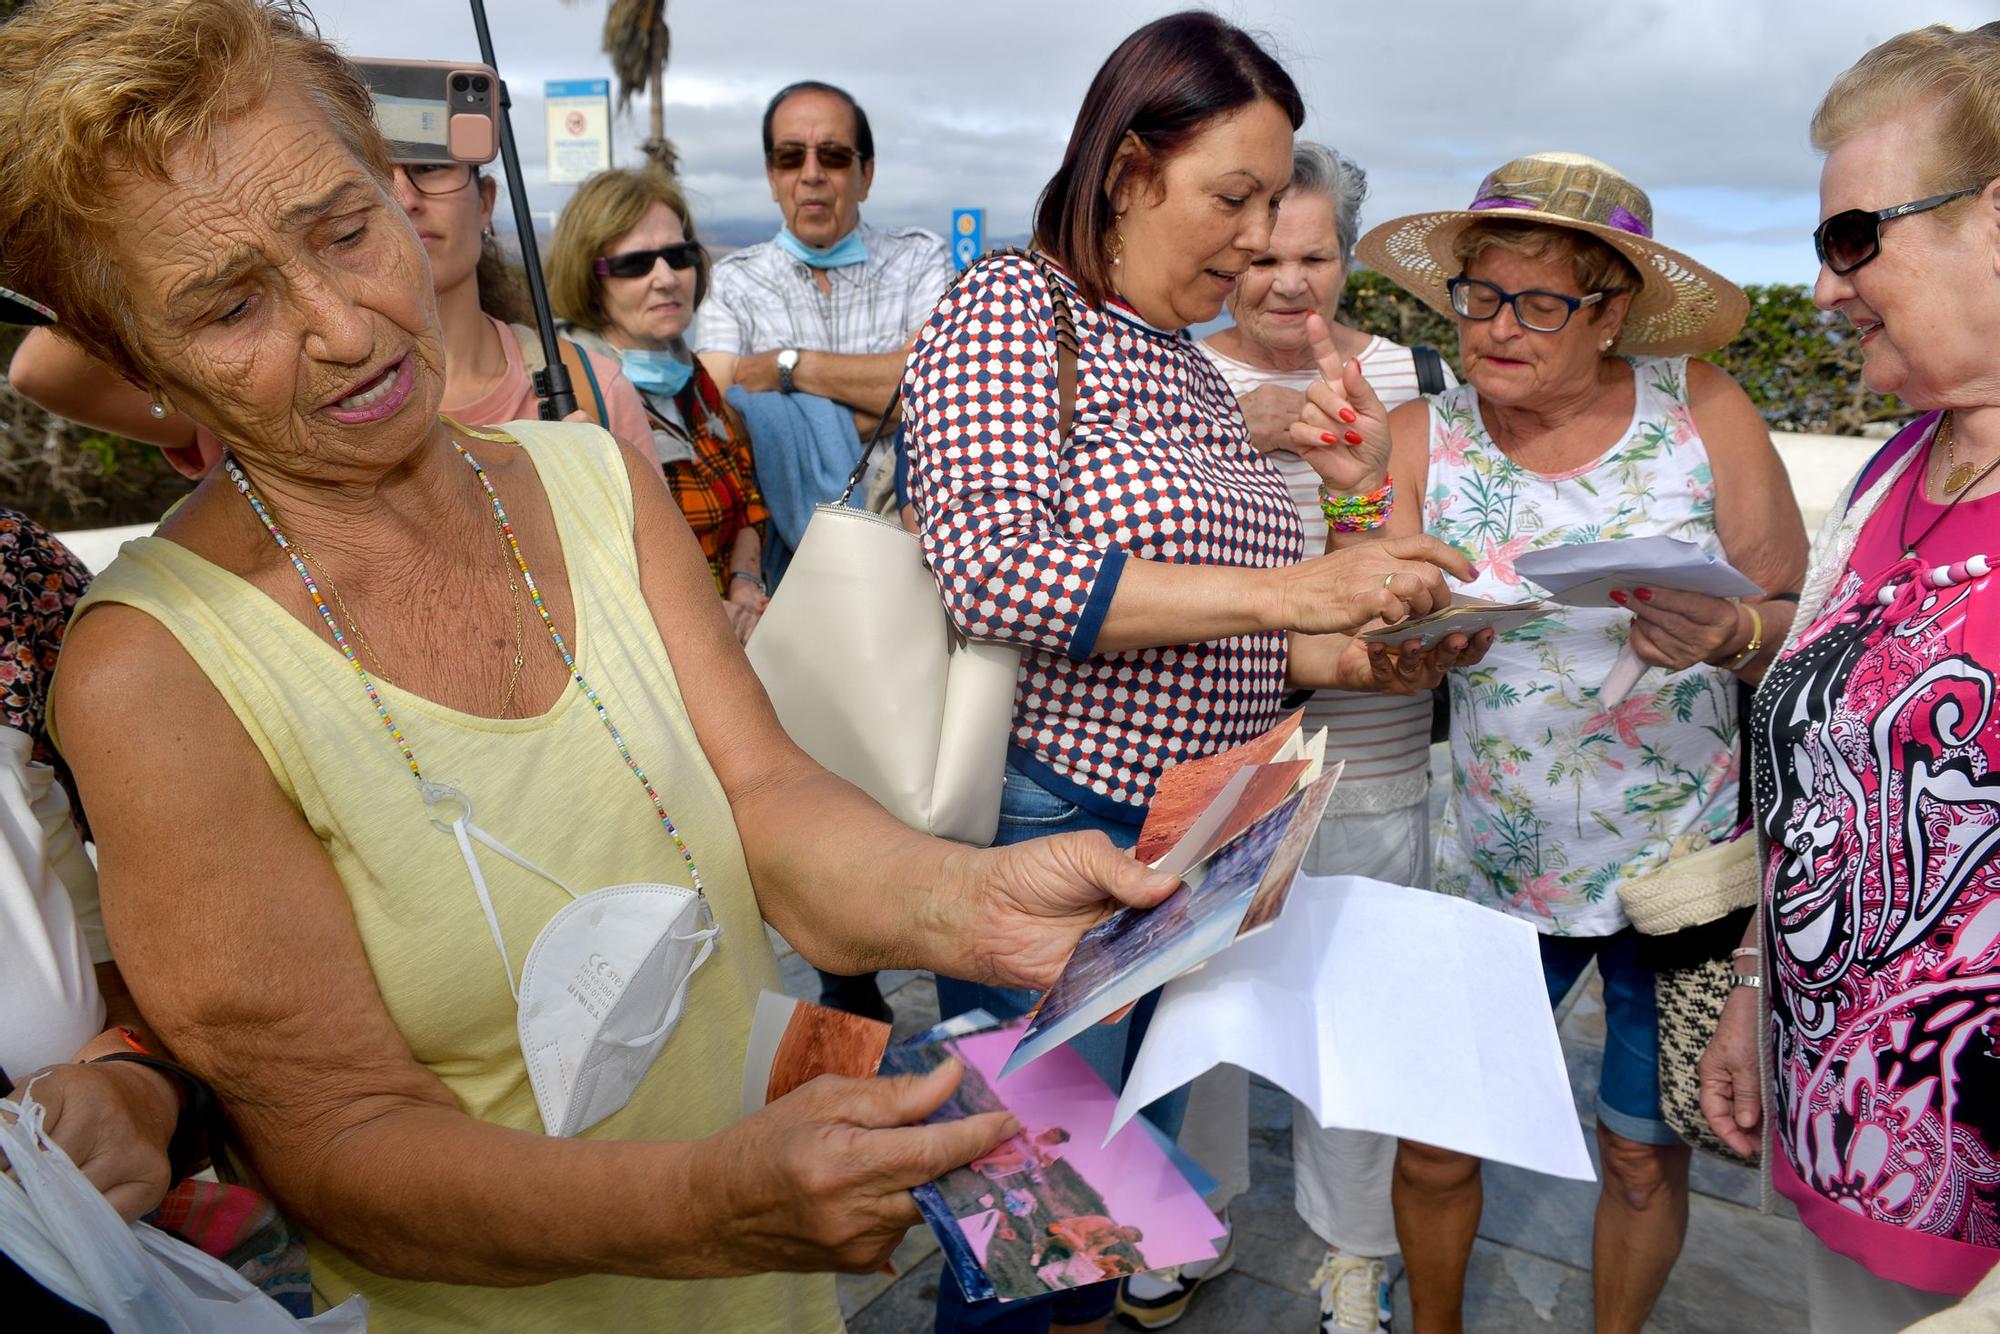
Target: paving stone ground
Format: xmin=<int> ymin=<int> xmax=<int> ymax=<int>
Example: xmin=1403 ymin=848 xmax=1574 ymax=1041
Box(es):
xmin=775 ymin=746 xmax=1810 ymax=1332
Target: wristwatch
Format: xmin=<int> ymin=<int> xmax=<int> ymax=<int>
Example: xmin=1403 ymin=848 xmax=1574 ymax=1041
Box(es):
xmin=775 ymin=348 xmax=801 ymax=394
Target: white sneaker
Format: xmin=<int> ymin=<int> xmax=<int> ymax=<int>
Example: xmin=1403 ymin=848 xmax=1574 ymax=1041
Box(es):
xmin=1115 ymin=1213 xmax=1235 ymax=1329
xmin=1311 ymin=1249 xmax=1392 ymax=1333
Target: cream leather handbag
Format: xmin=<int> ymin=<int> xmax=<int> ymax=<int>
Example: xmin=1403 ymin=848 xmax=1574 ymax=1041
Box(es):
xmin=745 ymin=251 xmax=1077 ymax=846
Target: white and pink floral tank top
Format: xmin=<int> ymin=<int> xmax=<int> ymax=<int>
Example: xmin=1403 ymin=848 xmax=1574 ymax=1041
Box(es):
xmin=1424 ymin=355 xmax=1740 ymax=936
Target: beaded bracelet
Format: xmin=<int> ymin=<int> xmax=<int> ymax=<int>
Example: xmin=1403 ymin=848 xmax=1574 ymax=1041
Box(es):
xmin=1319 ymin=479 xmax=1395 ymax=533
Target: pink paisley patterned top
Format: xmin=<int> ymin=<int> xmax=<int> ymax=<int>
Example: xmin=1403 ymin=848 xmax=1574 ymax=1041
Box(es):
xmin=1754 ymin=412 xmax=2000 ymax=1296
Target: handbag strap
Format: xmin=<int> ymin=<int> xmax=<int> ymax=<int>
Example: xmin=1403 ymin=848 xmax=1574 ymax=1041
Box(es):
xmin=1411 ymin=345 xmax=1447 ymax=396
xmin=836 ymin=248 xmax=1078 ymax=506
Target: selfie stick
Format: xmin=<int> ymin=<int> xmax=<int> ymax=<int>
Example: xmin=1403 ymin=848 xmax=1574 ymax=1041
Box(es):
xmin=466 ymin=0 xmax=577 ymax=420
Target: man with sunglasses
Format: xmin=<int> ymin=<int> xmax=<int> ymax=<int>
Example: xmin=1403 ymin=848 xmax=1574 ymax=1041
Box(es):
xmin=700 ymin=80 xmax=953 ymax=1025
xmin=698 ymin=80 xmax=953 ymax=442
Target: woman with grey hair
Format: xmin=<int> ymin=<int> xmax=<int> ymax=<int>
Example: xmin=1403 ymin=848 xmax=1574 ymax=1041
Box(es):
xmin=1118 ymin=143 xmax=1458 ymax=1334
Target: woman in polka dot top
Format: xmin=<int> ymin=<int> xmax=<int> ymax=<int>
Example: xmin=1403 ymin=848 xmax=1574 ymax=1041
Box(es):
xmin=903 ymin=13 xmax=1483 ymax=1334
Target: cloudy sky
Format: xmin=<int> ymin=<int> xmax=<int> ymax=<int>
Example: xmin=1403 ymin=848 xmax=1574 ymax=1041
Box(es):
xmin=308 ymin=0 xmax=1992 ymax=286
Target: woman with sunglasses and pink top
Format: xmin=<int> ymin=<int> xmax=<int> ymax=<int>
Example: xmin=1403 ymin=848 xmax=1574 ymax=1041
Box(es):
xmin=1699 ymin=23 xmax=2000 ymax=1332
xmin=548 ymin=169 xmax=772 ymax=645
xmin=7 ymin=161 xmax=653 ymax=477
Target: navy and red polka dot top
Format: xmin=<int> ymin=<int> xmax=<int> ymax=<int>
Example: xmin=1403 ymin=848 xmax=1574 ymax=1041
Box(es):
xmin=905 ymin=254 xmax=1304 ymax=817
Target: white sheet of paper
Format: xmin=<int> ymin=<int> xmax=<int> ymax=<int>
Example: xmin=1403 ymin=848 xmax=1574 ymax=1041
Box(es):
xmin=1109 ymin=876 xmax=1595 ymax=1182
xmin=1514 ymin=536 xmax=1762 ymax=608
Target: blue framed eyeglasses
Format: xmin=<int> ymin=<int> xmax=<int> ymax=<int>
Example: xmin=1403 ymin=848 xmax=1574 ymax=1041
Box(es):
xmin=1447 ymin=276 xmax=1605 ymax=333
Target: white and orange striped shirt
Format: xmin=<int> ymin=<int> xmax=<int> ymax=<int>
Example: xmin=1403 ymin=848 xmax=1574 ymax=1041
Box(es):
xmin=1198 ymin=335 xmax=1455 ymax=814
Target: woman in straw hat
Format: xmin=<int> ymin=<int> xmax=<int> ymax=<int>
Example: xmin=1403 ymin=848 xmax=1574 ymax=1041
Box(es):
xmin=1287 ymin=152 xmax=1807 ymax=1332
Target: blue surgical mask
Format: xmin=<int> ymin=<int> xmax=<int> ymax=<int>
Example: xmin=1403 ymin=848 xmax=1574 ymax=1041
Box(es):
xmin=774 ymin=225 xmax=869 ymax=270
xmin=619 ymin=347 xmax=694 ymax=397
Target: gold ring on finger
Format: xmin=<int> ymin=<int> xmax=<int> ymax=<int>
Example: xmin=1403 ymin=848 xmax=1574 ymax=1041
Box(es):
xmin=1383 ymin=572 xmax=1397 ymax=591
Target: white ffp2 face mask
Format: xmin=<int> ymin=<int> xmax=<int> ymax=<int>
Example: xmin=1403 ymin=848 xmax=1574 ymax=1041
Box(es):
xmin=425 ymin=782 xmax=722 ymax=1138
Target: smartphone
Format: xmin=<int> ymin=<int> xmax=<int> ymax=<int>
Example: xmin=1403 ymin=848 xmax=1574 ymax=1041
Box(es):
xmin=351 ymin=58 xmax=500 ymax=166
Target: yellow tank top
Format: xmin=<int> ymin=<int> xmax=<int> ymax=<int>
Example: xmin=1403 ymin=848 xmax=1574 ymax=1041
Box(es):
xmin=69 ymin=423 xmax=839 ymax=1332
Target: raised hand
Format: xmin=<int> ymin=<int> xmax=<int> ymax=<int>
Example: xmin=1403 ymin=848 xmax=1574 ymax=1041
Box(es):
xmin=1286 ymin=313 xmax=1393 ymax=494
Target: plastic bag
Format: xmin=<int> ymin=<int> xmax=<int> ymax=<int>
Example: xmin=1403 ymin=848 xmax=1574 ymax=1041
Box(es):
xmin=0 ymin=1085 xmax=367 ymax=1331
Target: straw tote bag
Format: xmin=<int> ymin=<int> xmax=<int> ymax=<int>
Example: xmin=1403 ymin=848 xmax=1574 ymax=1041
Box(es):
xmin=745 ymin=250 xmax=1078 ymax=845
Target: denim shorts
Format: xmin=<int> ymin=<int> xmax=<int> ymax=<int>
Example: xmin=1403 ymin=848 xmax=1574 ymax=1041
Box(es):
xmin=1540 ymin=929 xmax=1681 ymax=1147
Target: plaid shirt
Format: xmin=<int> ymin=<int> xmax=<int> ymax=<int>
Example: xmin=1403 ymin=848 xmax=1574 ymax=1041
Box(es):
xmin=648 ymin=364 xmax=769 ymax=590
xmin=696 ymin=220 xmax=956 ymax=359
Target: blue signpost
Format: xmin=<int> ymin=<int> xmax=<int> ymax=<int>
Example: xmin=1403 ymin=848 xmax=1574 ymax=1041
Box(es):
xmin=951 ymin=208 xmax=984 ymax=271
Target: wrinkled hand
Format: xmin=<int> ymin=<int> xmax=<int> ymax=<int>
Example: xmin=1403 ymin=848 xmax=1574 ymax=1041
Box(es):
xmin=706 ymin=1061 xmax=1016 ymax=1274
xmin=1 ymin=1061 xmax=179 ymax=1220
xmin=1698 ymin=988 xmax=1763 ymax=1159
xmin=1619 ymin=586 xmax=1746 ymax=672
xmin=1238 ymin=383 xmax=1310 ymax=455
xmin=1275 ymin=536 xmax=1476 ymax=636
xmin=724 ymin=587 xmax=768 ymax=645
xmin=937 ymin=836 xmax=1182 ymax=991
xmin=1286 ymin=314 xmax=1392 ymax=493
xmin=1339 ymin=627 xmax=1495 ymax=694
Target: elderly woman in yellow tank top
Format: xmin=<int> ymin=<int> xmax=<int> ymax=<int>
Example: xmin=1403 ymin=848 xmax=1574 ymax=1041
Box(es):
xmin=0 ymin=3 xmax=1233 ymax=1330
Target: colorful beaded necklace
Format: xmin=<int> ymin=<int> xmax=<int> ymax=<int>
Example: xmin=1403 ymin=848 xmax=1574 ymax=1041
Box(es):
xmin=223 ymin=417 xmax=704 ymax=898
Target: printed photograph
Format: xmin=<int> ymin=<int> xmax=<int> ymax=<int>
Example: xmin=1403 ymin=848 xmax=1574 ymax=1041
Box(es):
xmin=739 ymin=991 xmax=892 ymax=1116
xmin=1134 ymin=710 xmax=1301 ymax=865
xmin=1005 ymin=780 xmax=1322 ymax=1076
xmin=879 ymin=1022 xmax=1225 ymax=1302
xmin=1235 ymin=770 xmax=1341 ymax=938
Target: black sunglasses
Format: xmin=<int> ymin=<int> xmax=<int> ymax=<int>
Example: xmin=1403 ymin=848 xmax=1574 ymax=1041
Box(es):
xmin=767 ymin=140 xmax=859 ymax=172
xmin=594 ymin=241 xmax=703 ymax=280
xmin=1813 ymin=186 xmax=1981 ymax=275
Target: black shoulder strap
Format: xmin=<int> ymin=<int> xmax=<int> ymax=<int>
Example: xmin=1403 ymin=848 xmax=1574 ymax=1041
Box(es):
xmin=1411 ymin=345 xmax=1447 ymax=396
xmin=837 ymin=248 xmax=1078 ymax=504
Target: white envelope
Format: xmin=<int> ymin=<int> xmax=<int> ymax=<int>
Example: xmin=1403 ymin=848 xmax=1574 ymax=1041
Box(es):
xmin=1514 ymin=535 xmax=1762 ymax=608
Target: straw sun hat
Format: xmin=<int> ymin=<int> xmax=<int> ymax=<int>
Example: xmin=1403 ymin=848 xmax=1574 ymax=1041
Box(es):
xmin=1355 ymin=152 xmax=1748 ymax=358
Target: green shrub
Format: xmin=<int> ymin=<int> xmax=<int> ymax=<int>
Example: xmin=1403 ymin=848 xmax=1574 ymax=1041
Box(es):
xmin=0 ymin=327 xmax=194 ymax=530
xmin=1340 ymin=272 xmax=1901 ymax=435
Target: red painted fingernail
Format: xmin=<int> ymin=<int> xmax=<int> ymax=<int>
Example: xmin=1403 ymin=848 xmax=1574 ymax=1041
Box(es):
xmin=1344 ymin=431 xmax=1364 ymax=445
xmin=1635 ymin=588 xmax=1653 ymax=601
xmin=1320 ymin=431 xmax=1339 ymax=445
xmin=1338 ymin=406 xmax=1358 ymax=424
xmin=1610 ymin=589 xmax=1628 ymax=604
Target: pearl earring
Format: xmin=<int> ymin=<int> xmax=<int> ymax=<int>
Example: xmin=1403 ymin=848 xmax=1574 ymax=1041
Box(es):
xmin=481 ymin=226 xmax=495 ymax=243
xmin=148 ymin=400 xmax=168 ymax=418
xmin=1602 ymin=337 xmax=1615 ymax=350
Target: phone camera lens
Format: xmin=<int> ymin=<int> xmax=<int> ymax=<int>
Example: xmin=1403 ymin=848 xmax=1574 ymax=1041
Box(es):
xmin=452 ymin=74 xmax=470 ymax=92
xmin=472 ymin=76 xmax=489 ymax=93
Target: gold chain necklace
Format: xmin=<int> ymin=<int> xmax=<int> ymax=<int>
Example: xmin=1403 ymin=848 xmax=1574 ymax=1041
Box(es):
xmin=291 ymin=522 xmax=528 ymax=718
xmin=1938 ymin=411 xmax=1997 ymax=496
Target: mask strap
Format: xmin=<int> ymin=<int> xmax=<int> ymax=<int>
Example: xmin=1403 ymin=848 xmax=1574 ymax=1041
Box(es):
xmin=601 ymin=901 xmax=722 ymax=1049
xmin=600 ymin=924 xmax=728 ymax=1048
xmin=425 ymin=783 xmax=581 ymax=1000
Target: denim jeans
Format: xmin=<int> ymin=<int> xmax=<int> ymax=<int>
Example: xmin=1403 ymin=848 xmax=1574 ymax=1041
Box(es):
xmin=933 ymin=763 xmax=1189 ymax=1333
